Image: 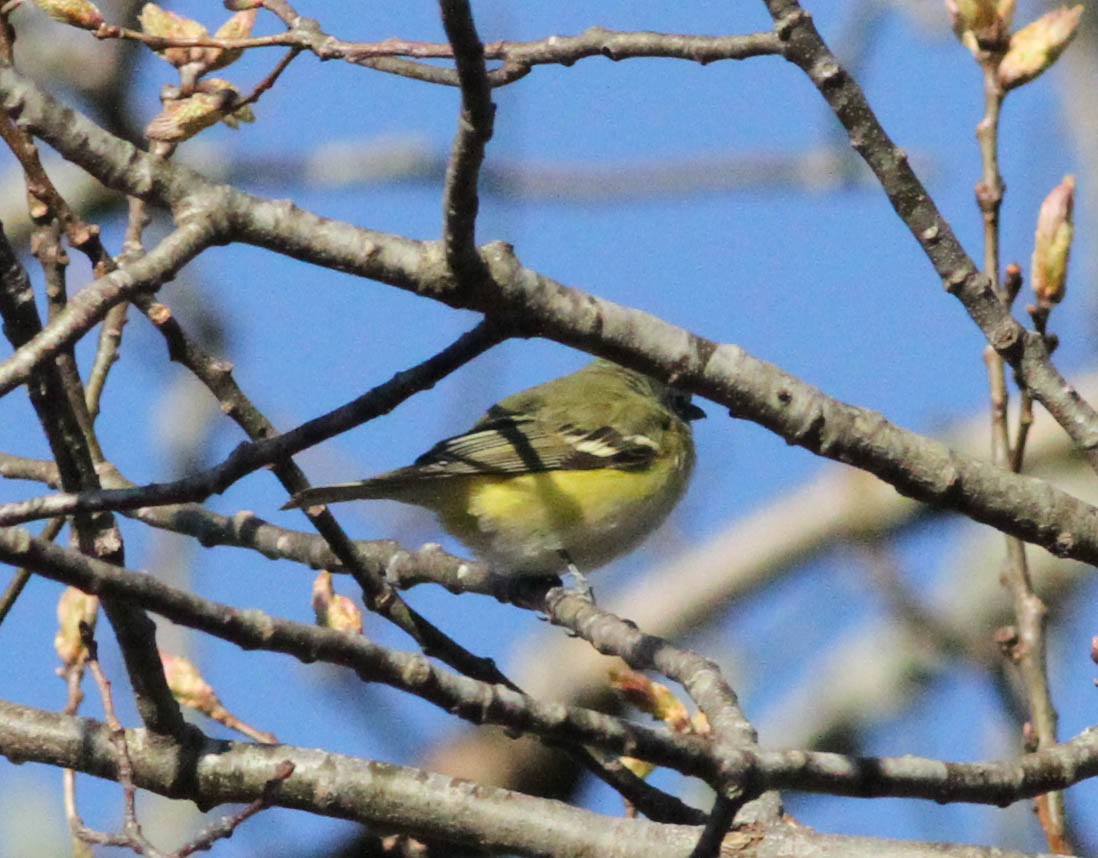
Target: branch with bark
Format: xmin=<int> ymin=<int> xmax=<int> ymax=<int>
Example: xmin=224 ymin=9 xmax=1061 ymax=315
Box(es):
xmin=0 ymin=1 xmax=1092 ymax=856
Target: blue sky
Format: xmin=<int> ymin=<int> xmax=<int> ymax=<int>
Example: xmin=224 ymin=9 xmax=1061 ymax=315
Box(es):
xmin=1 ymin=1 xmax=1095 ymax=855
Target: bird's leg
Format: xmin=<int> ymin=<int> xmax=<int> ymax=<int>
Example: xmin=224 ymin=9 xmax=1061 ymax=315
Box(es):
xmin=557 ymin=550 xmax=595 ymax=604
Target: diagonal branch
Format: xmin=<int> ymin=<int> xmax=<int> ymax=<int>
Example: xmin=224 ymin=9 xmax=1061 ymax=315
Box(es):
xmin=0 ymin=528 xmax=717 ymax=778
xmin=541 ymin=587 xmax=781 ymax=827
xmin=0 ymin=220 xmax=217 ymax=398
xmin=763 ymin=0 xmax=1098 ymax=473
xmin=0 ymin=223 xmax=185 ymax=738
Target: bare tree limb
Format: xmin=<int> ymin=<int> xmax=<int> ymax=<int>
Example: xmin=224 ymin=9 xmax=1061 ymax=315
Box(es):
xmin=764 ymin=0 xmax=1098 ymax=472
xmin=0 ymin=697 xmax=1065 ymax=858
xmin=4 ymin=525 xmax=1098 ymax=809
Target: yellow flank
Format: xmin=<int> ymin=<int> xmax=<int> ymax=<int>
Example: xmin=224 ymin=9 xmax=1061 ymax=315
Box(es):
xmin=430 ymin=455 xmax=691 ymax=574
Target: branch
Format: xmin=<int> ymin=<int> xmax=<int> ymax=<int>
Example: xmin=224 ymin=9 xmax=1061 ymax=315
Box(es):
xmin=0 ymin=527 xmax=716 ymax=779
xmin=0 ymin=698 xmax=1092 ymax=857
xmin=539 ymin=587 xmax=781 ymax=827
xmin=5 ymin=525 xmax=1098 ymax=809
xmin=101 ymin=15 xmax=780 ymax=87
xmin=0 ymin=220 xmax=186 ymax=738
xmin=0 ymin=322 xmax=504 ymax=530
xmin=765 ymin=0 xmax=1098 ymax=473
xmin=438 ymin=0 xmax=494 ymax=275
xmin=0 ymin=219 xmax=217 ymax=398
xmin=3 ymin=67 xmax=1098 ymax=600
xmin=0 ymin=451 xmax=504 ymax=596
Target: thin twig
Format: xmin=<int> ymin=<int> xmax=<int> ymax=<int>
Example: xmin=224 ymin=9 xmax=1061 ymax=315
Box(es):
xmin=0 ymin=517 xmax=63 ymax=626
xmin=235 ymin=46 xmax=302 ymax=109
xmin=969 ymin=31 xmax=1068 ymax=854
xmin=84 ymin=196 xmax=146 ymax=419
xmin=98 ymin=18 xmax=780 ymax=87
xmin=174 ymin=760 xmax=295 ymax=857
xmin=84 ymin=628 xmax=165 ymax=857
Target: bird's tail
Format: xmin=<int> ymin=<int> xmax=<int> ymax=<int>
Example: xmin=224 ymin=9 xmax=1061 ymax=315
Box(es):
xmin=281 ymin=468 xmax=445 ymax=510
xmin=281 ymin=479 xmax=395 ymax=510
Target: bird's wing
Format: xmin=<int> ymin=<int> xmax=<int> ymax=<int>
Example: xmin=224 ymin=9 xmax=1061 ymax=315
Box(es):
xmin=410 ymin=410 xmax=660 ymax=475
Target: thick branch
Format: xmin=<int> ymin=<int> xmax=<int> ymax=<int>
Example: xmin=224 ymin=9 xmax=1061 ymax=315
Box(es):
xmin=0 ymin=698 xmax=1060 ymax=858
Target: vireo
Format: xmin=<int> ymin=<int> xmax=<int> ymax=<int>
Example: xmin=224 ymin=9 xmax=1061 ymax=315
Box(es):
xmin=284 ymin=359 xmax=704 ymax=576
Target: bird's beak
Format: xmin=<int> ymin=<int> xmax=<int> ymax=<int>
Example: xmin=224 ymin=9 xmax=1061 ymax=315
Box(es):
xmin=684 ymin=401 xmax=706 ymax=421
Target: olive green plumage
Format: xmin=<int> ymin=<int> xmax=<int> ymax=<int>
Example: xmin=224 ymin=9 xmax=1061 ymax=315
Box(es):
xmin=285 ymin=359 xmax=703 ymax=574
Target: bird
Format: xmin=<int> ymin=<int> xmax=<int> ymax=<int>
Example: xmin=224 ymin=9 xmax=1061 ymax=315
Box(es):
xmin=283 ymin=358 xmax=704 ymax=578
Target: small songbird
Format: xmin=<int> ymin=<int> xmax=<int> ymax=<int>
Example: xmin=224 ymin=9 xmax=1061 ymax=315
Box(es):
xmin=284 ymin=359 xmax=704 ymax=576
